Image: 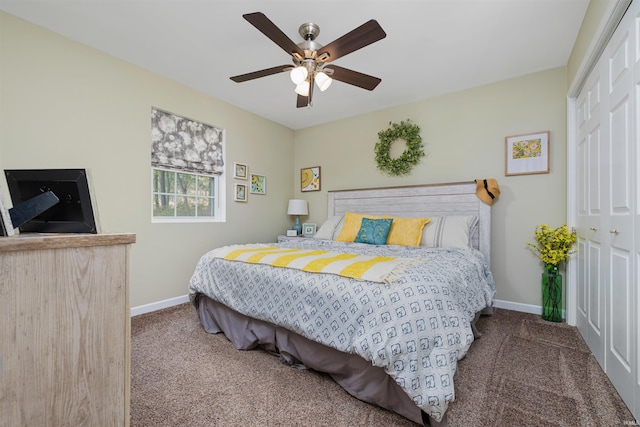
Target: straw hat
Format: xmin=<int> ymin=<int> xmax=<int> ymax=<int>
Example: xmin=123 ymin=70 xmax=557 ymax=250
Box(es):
xmin=475 ymin=179 xmax=501 ymax=205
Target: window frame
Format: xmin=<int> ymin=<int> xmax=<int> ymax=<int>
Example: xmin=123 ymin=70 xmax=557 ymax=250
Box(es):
xmin=151 ymin=167 xmax=225 ymax=223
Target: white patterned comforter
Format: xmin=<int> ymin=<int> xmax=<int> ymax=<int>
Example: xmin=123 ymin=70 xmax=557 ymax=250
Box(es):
xmin=188 ymin=238 xmax=496 ymax=422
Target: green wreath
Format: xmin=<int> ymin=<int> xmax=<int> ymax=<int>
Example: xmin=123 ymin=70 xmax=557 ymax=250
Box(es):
xmin=375 ymin=119 xmax=424 ymax=176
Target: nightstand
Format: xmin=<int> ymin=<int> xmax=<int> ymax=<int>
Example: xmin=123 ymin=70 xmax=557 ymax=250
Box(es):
xmin=277 ymin=235 xmax=302 ymax=242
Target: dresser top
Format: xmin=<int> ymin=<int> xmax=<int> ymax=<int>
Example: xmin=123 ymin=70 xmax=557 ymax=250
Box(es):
xmin=0 ymin=232 xmax=136 ymax=252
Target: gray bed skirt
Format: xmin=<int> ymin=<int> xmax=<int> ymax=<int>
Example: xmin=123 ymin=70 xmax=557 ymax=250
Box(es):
xmin=194 ymin=294 xmax=451 ymax=426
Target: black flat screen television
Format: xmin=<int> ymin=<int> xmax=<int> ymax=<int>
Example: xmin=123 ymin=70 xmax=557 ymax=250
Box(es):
xmin=4 ymin=168 xmax=98 ymax=233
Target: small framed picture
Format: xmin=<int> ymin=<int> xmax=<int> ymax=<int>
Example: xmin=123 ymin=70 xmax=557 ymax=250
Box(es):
xmin=250 ymin=173 xmax=266 ymax=195
xmin=233 ymin=162 xmax=248 ymax=180
xmin=302 ymin=223 xmax=316 ymax=237
xmin=505 ymin=131 xmax=550 ymax=176
xmin=301 ymin=166 xmax=321 ymax=192
xmin=234 ymin=183 xmax=247 ymax=202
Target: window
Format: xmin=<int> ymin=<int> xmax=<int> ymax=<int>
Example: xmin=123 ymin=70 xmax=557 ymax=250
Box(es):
xmin=151 ymin=108 xmax=225 ymax=222
xmin=152 ymin=168 xmax=222 ymax=220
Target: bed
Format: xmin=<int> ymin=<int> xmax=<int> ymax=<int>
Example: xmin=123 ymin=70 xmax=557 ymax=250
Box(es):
xmin=188 ymin=181 xmax=496 ymax=426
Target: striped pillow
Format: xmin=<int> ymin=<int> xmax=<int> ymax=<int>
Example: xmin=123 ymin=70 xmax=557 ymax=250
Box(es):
xmin=420 ymin=216 xmax=478 ymax=249
xmin=314 ymin=216 xmax=344 ymax=240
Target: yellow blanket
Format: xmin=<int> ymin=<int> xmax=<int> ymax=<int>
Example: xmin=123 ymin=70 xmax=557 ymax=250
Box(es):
xmin=211 ymin=244 xmax=417 ymax=284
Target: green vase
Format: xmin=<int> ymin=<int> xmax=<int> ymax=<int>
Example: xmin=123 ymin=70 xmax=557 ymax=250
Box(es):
xmin=542 ymin=263 xmax=562 ymax=322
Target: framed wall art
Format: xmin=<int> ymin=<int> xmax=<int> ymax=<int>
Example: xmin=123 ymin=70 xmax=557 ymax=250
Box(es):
xmin=250 ymin=173 xmax=266 ymax=195
xmin=233 ymin=162 xmax=248 ymax=180
xmin=234 ymin=183 xmax=247 ymax=202
xmin=505 ymin=131 xmax=550 ymax=176
xmin=302 ymin=223 xmax=316 ymax=237
xmin=301 ymin=166 xmax=321 ymax=192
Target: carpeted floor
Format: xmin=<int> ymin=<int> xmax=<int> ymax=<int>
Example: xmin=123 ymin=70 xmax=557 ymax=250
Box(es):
xmin=130 ymin=304 xmax=636 ymax=426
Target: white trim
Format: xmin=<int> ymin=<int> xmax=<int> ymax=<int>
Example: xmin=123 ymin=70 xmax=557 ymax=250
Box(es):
xmin=492 ymin=299 xmax=556 ymax=317
xmin=131 ymin=294 xmax=190 ymax=317
xmin=133 ymin=294 xmax=549 ymax=319
xmin=566 ymin=96 xmax=579 ymax=326
xmin=568 ymin=0 xmax=631 ymax=98
xmin=493 ymin=299 xmax=540 ymax=315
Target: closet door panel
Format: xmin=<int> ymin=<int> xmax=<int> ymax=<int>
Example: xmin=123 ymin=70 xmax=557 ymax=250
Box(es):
xmin=588 ymin=241 xmax=605 ymax=366
xmin=576 ymin=89 xmax=589 ymax=332
xmin=608 ymin=247 xmax=633 ymax=401
xmin=610 ymin=98 xmax=631 ymax=208
xmin=577 ymin=238 xmax=587 ymax=319
xmin=577 ymin=109 xmax=588 ymax=217
xmin=588 ymin=126 xmax=606 ymax=367
xmin=577 ymin=70 xmax=606 ymax=364
xmin=609 ymin=32 xmax=629 ymax=93
xmin=605 ymin=7 xmax=636 ymax=411
xmin=589 ymin=127 xmax=602 ymax=215
xmin=609 ymin=96 xmax=634 ymax=251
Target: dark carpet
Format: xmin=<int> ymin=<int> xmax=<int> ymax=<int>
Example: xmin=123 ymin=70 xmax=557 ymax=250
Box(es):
xmin=130 ymin=304 xmax=635 ymax=426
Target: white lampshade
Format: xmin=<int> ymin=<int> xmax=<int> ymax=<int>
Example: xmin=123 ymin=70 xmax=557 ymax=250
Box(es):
xmin=315 ymin=71 xmax=332 ymax=91
xmin=294 ymin=81 xmax=310 ymax=96
xmin=287 ymin=199 xmax=308 ymax=216
xmin=290 ymin=66 xmax=308 ymax=85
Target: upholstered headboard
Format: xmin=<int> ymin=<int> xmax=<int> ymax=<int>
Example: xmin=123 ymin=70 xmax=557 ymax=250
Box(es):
xmin=327 ymin=181 xmax=492 ymax=263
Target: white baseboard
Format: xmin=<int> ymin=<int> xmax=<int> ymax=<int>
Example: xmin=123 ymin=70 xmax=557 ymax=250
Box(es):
xmin=131 ymin=295 xmax=546 ymax=319
xmin=492 ymin=299 xmax=542 ymax=315
xmin=492 ymin=299 xmax=571 ymax=324
xmin=131 ymin=294 xmax=190 ymax=317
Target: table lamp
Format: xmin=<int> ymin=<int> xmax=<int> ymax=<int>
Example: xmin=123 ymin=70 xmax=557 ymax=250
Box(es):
xmin=287 ymin=199 xmax=308 ymax=235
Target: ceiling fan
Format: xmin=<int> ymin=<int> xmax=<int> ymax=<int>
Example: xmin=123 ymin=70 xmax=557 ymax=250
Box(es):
xmin=230 ymin=12 xmax=387 ymax=108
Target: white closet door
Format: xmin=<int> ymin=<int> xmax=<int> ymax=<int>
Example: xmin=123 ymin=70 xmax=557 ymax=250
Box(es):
xmin=605 ymin=11 xmax=635 ymax=404
xmin=575 ymin=1 xmax=639 ymax=417
xmin=576 ymin=65 xmax=607 ymax=367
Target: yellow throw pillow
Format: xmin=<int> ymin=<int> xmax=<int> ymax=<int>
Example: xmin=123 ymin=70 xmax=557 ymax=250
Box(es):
xmin=386 ymin=217 xmax=431 ymax=247
xmin=336 ymin=212 xmax=389 ymax=242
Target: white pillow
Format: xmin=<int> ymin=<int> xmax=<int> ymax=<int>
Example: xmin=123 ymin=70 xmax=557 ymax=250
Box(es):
xmin=420 ymin=216 xmax=478 ymax=249
xmin=313 ymin=215 xmax=344 ymax=240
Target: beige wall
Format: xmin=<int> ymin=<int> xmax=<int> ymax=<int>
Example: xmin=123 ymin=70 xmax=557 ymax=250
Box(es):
xmin=1 ymin=0 xmax=609 ymax=311
xmin=0 ymin=12 xmax=295 ymax=307
xmin=293 ymin=67 xmax=568 ymax=309
xmin=567 ymin=0 xmax=612 ymax=88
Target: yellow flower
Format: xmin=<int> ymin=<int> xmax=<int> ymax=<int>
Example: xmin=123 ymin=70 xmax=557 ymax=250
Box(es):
xmin=526 ymin=224 xmax=577 ymax=266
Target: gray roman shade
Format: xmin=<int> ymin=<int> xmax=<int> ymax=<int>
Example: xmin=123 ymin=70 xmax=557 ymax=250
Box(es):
xmin=151 ymin=108 xmax=224 ymax=174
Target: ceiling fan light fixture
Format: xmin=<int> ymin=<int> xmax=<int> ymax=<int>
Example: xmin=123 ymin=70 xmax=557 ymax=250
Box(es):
xmin=295 ymin=81 xmax=310 ymax=96
xmin=315 ymin=71 xmax=332 ymax=91
xmin=290 ymin=66 xmax=308 ymax=85
xmin=230 ymin=13 xmax=386 ymax=109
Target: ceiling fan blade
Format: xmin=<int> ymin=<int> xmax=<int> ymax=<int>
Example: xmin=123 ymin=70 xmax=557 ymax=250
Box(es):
xmin=317 ymin=20 xmax=386 ymax=63
xmin=230 ymin=65 xmax=291 ymax=83
xmin=243 ymin=12 xmax=304 ymax=57
xmin=327 ymin=65 xmax=382 ymax=90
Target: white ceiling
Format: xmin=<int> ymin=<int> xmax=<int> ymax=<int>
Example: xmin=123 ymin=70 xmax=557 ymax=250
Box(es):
xmin=0 ymin=0 xmax=589 ymax=130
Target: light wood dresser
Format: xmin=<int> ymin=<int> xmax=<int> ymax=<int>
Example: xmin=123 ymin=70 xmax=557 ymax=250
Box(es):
xmin=0 ymin=232 xmax=135 ymax=427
